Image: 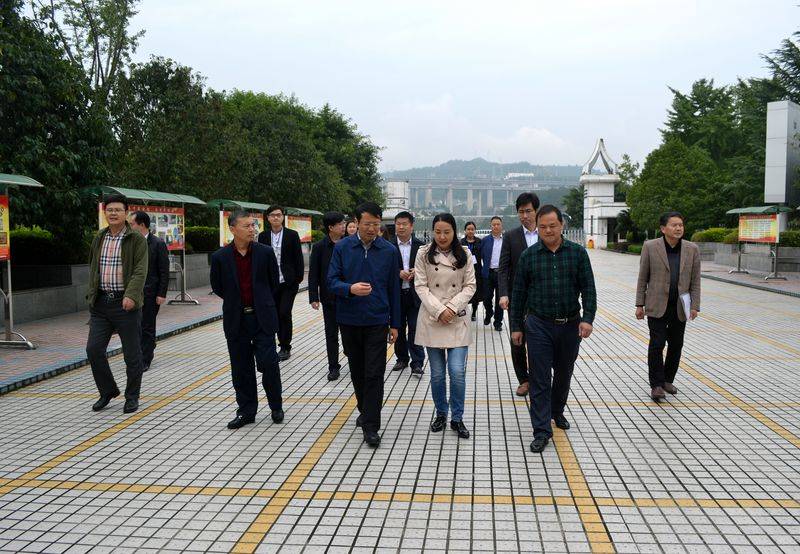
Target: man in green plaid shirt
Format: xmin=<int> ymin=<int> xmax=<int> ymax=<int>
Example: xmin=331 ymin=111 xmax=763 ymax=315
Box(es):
xmin=509 ymin=205 xmax=596 ymax=453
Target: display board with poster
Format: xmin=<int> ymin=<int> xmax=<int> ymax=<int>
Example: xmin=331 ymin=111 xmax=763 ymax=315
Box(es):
xmin=738 ymin=214 xmax=779 ymax=244
xmin=99 ymin=203 xmax=186 ymax=251
xmin=0 ymin=194 xmax=9 ymax=261
xmin=286 ymin=215 xmax=312 ymax=243
xmin=219 ymin=211 xmax=265 ymax=247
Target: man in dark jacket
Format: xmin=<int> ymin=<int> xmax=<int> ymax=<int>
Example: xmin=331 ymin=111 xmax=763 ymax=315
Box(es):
xmin=86 ymin=194 xmax=148 ymax=414
xmin=131 ymin=211 xmax=170 ymax=372
xmin=389 ymin=211 xmax=426 ymax=376
xmin=498 ymin=192 xmax=540 ymax=397
xmin=211 ymin=210 xmax=283 ymax=429
xmin=258 ymin=205 xmax=304 ymax=361
xmin=327 ymin=202 xmax=400 ymax=448
xmin=308 ymin=211 xmax=346 ymax=380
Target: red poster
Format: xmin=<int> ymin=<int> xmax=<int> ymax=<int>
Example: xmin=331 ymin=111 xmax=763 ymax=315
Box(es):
xmin=0 ymin=195 xmax=9 ymax=261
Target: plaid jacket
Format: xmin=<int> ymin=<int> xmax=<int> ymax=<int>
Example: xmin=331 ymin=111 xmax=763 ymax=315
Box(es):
xmin=509 ymin=238 xmax=597 ymax=332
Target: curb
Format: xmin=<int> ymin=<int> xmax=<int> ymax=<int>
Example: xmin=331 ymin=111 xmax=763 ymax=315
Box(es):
xmin=700 ymin=273 xmax=800 ymax=299
xmin=0 ymin=286 xmax=308 ymax=395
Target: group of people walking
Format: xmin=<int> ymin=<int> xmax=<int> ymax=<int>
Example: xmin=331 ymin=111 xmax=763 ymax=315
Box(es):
xmin=84 ymin=192 xmax=701 ymax=455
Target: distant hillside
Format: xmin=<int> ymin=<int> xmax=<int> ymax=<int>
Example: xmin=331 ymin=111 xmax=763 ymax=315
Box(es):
xmin=384 ymin=158 xmax=582 ymax=180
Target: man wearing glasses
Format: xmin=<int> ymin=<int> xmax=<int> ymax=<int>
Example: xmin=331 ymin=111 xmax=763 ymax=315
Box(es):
xmin=86 ymin=195 xmax=149 ymax=414
xmin=498 ymin=192 xmax=540 ymax=397
xmin=258 ymin=206 xmax=305 ymax=361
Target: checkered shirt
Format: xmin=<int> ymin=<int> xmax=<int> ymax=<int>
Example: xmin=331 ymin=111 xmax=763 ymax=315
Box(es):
xmin=99 ymin=229 xmax=126 ymax=293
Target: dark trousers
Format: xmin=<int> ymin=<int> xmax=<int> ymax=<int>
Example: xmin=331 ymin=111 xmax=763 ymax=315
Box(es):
xmin=226 ymin=312 xmax=282 ymax=417
xmin=340 ymin=323 xmax=388 ymax=433
xmin=86 ymin=296 xmax=143 ymax=401
xmin=469 ymin=276 xmax=483 ymax=316
xmin=526 ymin=315 xmax=581 ymax=439
xmin=647 ymin=301 xmax=686 ymax=387
xmin=275 ymin=283 xmax=299 ymax=351
xmin=507 ymin=293 xmax=528 ymax=384
xmin=395 ymin=289 xmax=425 ymax=368
xmin=140 ymin=295 xmax=160 ymax=366
xmin=483 ymin=269 xmax=502 ymax=327
xmin=321 ymin=302 xmax=341 ymax=371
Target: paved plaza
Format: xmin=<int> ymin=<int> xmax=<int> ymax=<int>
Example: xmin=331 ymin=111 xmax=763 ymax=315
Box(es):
xmin=1 ymin=249 xmax=799 ymax=553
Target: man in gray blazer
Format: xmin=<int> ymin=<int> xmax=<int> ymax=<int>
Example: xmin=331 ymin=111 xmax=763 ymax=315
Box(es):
xmin=635 ymin=211 xmax=701 ymax=401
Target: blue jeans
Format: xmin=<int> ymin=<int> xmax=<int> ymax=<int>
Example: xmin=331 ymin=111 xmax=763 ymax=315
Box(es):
xmin=426 ymin=346 xmax=468 ymax=422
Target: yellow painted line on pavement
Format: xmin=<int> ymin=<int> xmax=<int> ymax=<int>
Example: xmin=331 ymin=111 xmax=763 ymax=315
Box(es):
xmin=699 ymin=312 xmax=800 ymax=357
xmin=597 ymin=307 xmax=800 ymax=449
xmin=231 ymin=345 xmax=395 ymax=553
xmin=551 ymin=428 xmax=615 ymax=553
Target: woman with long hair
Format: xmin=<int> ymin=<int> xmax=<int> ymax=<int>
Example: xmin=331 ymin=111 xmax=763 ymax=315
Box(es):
xmin=414 ymin=213 xmax=476 ymax=438
xmin=460 ymin=221 xmax=483 ymax=321
xmin=345 ymin=219 xmax=358 ymax=237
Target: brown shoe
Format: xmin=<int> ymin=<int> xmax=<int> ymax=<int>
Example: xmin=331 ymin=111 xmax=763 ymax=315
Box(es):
xmin=516 ymin=382 xmax=529 ymax=396
xmin=651 ymin=386 xmax=666 ymax=401
xmin=663 ymin=382 xmax=678 ymax=395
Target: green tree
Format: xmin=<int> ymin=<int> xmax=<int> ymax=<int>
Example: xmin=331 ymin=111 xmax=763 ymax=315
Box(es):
xmin=0 ymin=1 xmax=109 ymax=262
xmin=627 ymin=139 xmax=723 ymax=235
xmin=31 ymin=0 xmax=145 ymax=104
xmin=616 ymin=154 xmax=639 ymax=202
xmin=763 ymin=30 xmax=800 ymax=103
xmin=562 ymin=184 xmax=584 ymax=226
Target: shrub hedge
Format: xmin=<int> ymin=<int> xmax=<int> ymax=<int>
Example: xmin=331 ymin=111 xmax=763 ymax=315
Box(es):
xmin=690 ymin=228 xmax=736 ymax=243
xmin=627 ymin=244 xmax=643 ymax=254
xmin=185 ymin=226 xmax=218 ymax=252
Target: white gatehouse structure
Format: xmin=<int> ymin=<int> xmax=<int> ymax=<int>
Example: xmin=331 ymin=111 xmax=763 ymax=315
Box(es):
xmin=581 ymin=138 xmax=628 ymax=249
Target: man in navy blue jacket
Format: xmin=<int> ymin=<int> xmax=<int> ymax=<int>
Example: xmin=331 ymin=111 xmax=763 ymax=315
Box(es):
xmin=211 ymin=210 xmax=283 ymax=430
xmin=327 ymin=202 xmax=401 ymax=448
xmin=480 ymin=216 xmax=504 ymax=330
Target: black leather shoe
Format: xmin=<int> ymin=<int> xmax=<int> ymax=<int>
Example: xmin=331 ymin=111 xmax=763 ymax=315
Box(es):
xmin=494 ymin=324 xmax=503 ymax=332
xmin=91 ymin=390 xmax=120 ymax=412
xmin=278 ymin=349 xmax=291 ymax=361
xmin=483 ymin=314 xmax=492 ymax=325
xmin=355 ymin=415 xmax=364 ymax=428
xmin=392 ymin=360 xmax=408 ymax=372
xmin=363 ymin=430 xmax=381 ymax=447
xmin=430 ymin=415 xmax=447 ymax=432
xmin=122 ymin=399 xmax=139 ymax=414
xmin=450 ymin=420 xmax=470 ymax=439
xmin=327 ymin=368 xmax=340 ymax=381
xmin=530 ymin=436 xmax=549 ymax=453
xmin=471 ymin=314 xmax=477 ymax=322
xmin=227 ymin=414 xmax=255 ymax=429
xmin=271 ymin=409 xmax=284 ymax=423
xmin=142 ymin=363 xmax=151 ymax=372
xmin=410 ymin=365 xmax=424 ymax=376
xmin=553 ymin=414 xmax=571 ymax=430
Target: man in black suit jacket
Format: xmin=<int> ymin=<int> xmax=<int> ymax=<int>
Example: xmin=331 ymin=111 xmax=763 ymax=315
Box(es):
xmin=498 ymin=192 xmax=540 ymax=397
xmin=211 ymin=210 xmax=283 ymax=429
xmin=308 ymin=211 xmax=346 ymax=381
xmin=131 ymin=211 xmax=170 ymax=372
xmin=258 ymin=205 xmax=305 ymax=361
xmin=390 ymin=211 xmax=426 ymax=375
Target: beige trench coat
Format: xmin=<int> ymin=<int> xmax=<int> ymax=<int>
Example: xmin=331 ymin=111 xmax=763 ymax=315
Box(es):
xmin=413 ymin=244 xmax=477 ymax=348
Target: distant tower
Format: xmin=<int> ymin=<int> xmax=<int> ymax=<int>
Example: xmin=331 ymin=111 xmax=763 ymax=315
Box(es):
xmin=580 ymin=139 xmax=627 ymax=249
xmin=381 ymin=180 xmax=410 ymax=221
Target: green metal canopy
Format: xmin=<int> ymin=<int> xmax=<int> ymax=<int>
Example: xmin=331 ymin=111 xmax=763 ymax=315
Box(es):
xmin=0 ymin=173 xmax=44 ymax=188
xmin=206 ymin=199 xmax=270 ymax=212
xmin=286 ymin=206 xmax=323 ymax=216
xmin=91 ymin=186 xmax=205 ymax=205
xmin=726 ymin=205 xmax=794 ymax=215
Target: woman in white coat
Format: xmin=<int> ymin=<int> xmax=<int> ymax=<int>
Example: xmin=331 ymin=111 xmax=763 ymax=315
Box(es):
xmin=414 ymin=213 xmax=476 ymax=439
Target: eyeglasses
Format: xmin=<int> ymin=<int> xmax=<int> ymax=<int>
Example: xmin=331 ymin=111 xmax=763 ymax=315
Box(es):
xmin=517 ymin=209 xmax=535 ymax=215
xmin=360 ymin=222 xmax=381 ymax=228
xmin=105 ymin=208 xmax=125 ymax=214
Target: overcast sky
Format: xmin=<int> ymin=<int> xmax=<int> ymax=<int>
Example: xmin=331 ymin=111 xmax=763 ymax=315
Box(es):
xmin=130 ymin=0 xmax=798 ymax=171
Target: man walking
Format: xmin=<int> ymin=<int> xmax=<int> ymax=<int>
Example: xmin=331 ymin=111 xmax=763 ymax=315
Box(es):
xmin=86 ymin=195 xmax=148 ymax=414
xmin=327 ymin=202 xmax=400 ymax=448
xmin=390 ymin=211 xmax=425 ymax=376
xmin=211 ymin=211 xmax=283 ymax=429
xmin=510 ymin=205 xmax=596 ymax=453
xmin=309 ymin=211 xmax=346 ymax=381
xmin=499 ymin=192 xmax=540 ymax=397
xmin=636 ymin=211 xmax=701 ymax=401
xmin=130 ymin=211 xmax=169 ymax=372
xmin=258 ymin=205 xmax=304 ymax=361
xmin=480 ymin=216 xmax=504 ymax=331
